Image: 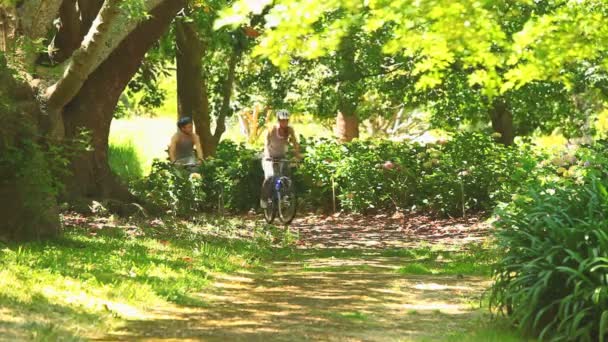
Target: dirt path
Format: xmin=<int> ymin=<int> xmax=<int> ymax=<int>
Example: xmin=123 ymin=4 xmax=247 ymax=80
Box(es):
xmin=104 ymin=215 xmax=492 ymax=341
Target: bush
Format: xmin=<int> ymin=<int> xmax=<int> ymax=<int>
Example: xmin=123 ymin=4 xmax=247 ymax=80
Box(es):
xmin=133 ymin=141 xmax=262 ymax=216
xmin=294 ymin=138 xmax=344 ymax=212
xmin=490 ymin=144 xmax=608 ymax=341
xmin=133 ymin=160 xmax=207 ymax=216
xmin=419 ymin=133 xmax=541 ymax=216
xmin=198 ymin=140 xmax=263 ymax=212
xmin=298 ymin=132 xmax=540 ymax=216
xmin=133 ymin=133 xmax=547 ymax=217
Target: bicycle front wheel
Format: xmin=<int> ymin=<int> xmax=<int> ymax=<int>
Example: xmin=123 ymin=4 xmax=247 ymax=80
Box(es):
xmin=263 ymin=199 xmax=276 ymax=224
xmin=277 ymin=177 xmax=297 ymax=225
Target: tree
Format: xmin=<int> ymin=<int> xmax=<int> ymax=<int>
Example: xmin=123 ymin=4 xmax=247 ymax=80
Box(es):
xmin=0 ymin=0 xmax=186 ymax=240
xmin=174 ymin=1 xmax=257 ymax=156
xmin=238 ymin=18 xmax=419 ymax=142
xmin=218 ymin=0 xmax=608 ymax=144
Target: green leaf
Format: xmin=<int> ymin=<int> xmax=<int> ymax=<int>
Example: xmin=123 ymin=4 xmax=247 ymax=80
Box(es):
xmin=601 ymin=311 xmax=608 ymax=342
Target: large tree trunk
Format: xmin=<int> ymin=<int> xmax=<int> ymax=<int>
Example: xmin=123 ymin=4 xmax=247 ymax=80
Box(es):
xmin=336 ymin=110 xmax=359 ymax=142
xmin=48 ymin=0 xmax=105 ymax=64
xmin=0 ymin=56 xmax=61 ymax=241
xmin=334 ymin=33 xmax=361 ymax=142
xmin=62 ymin=0 xmax=185 ymax=201
xmin=490 ymin=97 xmax=515 ymax=145
xmin=48 ymin=0 xmax=82 ymax=63
xmin=0 ymin=8 xmax=12 ymax=52
xmin=175 ymin=19 xmax=214 ymax=155
xmin=175 ymin=20 xmax=241 ymax=157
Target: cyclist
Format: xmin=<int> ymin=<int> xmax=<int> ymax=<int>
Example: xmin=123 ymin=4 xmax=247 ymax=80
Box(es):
xmin=169 ymin=116 xmax=204 ymax=166
xmin=260 ymin=109 xmax=302 ymax=208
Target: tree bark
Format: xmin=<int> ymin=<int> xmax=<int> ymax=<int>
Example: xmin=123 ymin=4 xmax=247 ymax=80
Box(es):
xmin=0 ymin=8 xmax=12 ymax=52
xmin=490 ymin=97 xmax=515 ymax=145
xmin=0 ymin=56 xmax=61 ymax=241
xmin=45 ymin=0 xmax=167 ymax=115
xmin=334 ymin=33 xmax=361 ymax=142
xmin=78 ymin=0 xmax=106 ymax=30
xmin=213 ymin=44 xmax=241 ymax=149
xmin=336 ymin=109 xmax=359 ymax=142
xmin=62 ymin=0 xmax=185 ymax=201
xmin=48 ymin=0 xmax=104 ymax=64
xmin=46 ymin=0 xmax=123 ymax=114
xmin=175 ymin=20 xmax=242 ymax=157
xmin=16 ymin=0 xmax=63 ymax=40
xmin=175 ymin=19 xmax=214 ymax=154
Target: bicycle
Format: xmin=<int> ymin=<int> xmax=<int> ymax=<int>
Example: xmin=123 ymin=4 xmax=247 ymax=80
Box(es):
xmin=262 ymin=158 xmax=298 ymax=225
xmin=172 ymin=158 xmax=202 ymax=175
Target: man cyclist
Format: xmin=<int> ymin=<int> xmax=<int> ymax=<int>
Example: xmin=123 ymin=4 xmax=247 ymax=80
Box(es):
xmin=260 ymin=109 xmax=302 ymax=208
xmin=169 ymin=116 xmax=204 ymax=166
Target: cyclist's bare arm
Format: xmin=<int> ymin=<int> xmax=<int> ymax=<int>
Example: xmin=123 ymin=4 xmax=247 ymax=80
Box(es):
xmin=288 ymin=127 xmax=302 ymax=158
xmin=264 ymin=128 xmax=272 ymax=147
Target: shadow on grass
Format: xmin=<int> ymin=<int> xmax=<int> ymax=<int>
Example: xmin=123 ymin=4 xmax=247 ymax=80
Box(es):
xmin=269 ymin=245 xmax=495 ymax=277
xmin=1 ymin=230 xmax=249 ymax=308
xmin=0 ymin=293 xmax=105 ymax=341
xmin=103 ymin=247 xmax=498 ymax=341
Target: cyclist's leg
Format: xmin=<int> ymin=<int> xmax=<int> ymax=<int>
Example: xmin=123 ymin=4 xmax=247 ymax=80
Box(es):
xmin=260 ymin=177 xmax=273 ymax=208
xmin=260 ymin=159 xmax=274 ymax=208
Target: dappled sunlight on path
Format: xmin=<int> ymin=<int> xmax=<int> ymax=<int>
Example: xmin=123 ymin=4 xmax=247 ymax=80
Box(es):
xmin=103 ymin=215 xmax=492 ymax=341
xmin=293 ymin=213 xmax=489 ymax=249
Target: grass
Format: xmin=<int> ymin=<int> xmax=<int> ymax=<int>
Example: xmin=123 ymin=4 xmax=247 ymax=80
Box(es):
xmin=271 ymin=243 xmax=496 ymax=277
xmin=0 ymin=214 xmax=516 ymax=341
xmin=416 ymin=320 xmax=535 ymax=342
xmin=319 ymin=310 xmax=371 ymax=322
xmin=109 ymin=117 xmax=175 ymax=177
xmin=0 ymin=216 xmax=273 ymax=340
xmin=108 ymin=139 xmax=144 ymax=183
xmin=108 ymin=113 xmax=333 ymax=181
xmin=396 ymin=244 xmax=497 ymax=277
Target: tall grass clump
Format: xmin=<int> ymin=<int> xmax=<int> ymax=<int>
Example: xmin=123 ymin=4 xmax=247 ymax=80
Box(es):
xmin=491 ymin=147 xmax=608 ymax=342
xmin=109 ymin=139 xmax=144 ymax=183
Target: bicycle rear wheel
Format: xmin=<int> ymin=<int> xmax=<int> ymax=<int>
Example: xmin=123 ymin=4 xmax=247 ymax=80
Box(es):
xmin=277 ymin=177 xmax=297 ymax=225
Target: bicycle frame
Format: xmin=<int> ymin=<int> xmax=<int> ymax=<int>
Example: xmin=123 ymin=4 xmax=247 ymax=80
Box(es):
xmin=263 ymin=158 xmax=298 ymax=224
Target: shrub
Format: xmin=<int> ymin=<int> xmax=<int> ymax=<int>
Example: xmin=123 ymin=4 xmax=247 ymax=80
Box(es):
xmin=298 ymin=132 xmax=541 ymax=216
xmin=295 ymin=137 xmax=345 ymax=212
xmin=491 ymin=147 xmax=608 ymax=341
xmin=419 ymin=133 xmax=541 ymax=216
xmin=133 ymin=160 xmax=207 ymax=216
xmin=199 ymin=141 xmax=263 ymax=212
xmin=134 ymin=133 xmax=546 ymax=217
xmin=133 ymin=141 xmax=262 ymax=216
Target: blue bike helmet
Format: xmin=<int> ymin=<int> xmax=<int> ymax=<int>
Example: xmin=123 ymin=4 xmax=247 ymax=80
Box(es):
xmin=177 ymin=116 xmax=193 ymax=128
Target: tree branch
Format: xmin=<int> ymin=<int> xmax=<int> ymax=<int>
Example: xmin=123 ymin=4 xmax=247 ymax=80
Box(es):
xmin=323 ymin=62 xmax=409 ymax=87
xmin=48 ymin=0 xmax=82 ymax=63
xmin=0 ymin=7 xmax=14 ymax=52
xmin=17 ymin=0 xmax=63 ymax=40
xmin=214 ymin=43 xmax=242 ymax=142
xmin=44 ymin=0 xmax=168 ymax=112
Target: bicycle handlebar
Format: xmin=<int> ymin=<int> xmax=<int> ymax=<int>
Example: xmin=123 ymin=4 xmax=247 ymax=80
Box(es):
xmin=265 ymin=158 xmax=301 ymax=166
xmin=264 ymin=158 xmax=290 ymax=162
xmin=172 ymin=161 xmax=200 ymax=167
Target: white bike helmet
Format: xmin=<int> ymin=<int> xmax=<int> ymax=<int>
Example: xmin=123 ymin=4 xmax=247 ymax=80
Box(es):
xmin=276 ymin=109 xmax=290 ymax=120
